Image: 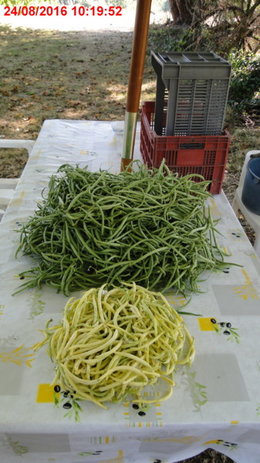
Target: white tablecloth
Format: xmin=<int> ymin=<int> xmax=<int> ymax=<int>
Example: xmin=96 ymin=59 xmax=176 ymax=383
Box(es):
xmin=0 ymin=120 xmax=260 ymax=463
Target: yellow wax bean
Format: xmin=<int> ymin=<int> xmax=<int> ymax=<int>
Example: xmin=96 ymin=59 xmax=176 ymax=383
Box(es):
xmin=36 ymin=283 xmax=195 ymax=409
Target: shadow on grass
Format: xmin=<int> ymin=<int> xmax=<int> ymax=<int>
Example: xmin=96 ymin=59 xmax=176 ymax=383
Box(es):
xmin=0 ymin=24 xmax=155 ymax=141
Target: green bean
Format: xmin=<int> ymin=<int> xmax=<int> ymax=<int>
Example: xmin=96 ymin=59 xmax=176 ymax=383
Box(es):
xmin=15 ymin=161 xmax=235 ymax=295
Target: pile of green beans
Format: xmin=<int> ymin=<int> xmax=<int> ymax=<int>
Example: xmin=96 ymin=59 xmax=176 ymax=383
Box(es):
xmin=16 ymin=162 xmax=228 ymax=295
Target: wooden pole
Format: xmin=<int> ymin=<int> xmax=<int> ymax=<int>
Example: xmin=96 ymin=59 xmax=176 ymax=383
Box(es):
xmin=121 ymin=0 xmax=152 ymax=171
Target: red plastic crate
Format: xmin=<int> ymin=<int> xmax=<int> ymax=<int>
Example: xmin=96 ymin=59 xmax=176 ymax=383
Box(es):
xmin=140 ymin=101 xmax=230 ymax=194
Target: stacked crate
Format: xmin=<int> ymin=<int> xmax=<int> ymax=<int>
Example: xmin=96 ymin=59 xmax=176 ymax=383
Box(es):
xmin=140 ymin=51 xmax=231 ymax=194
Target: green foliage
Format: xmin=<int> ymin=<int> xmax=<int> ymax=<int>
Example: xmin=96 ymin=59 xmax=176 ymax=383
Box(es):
xmin=148 ymin=24 xmax=194 ymax=53
xmin=148 ymin=23 xmax=224 ymax=56
xmin=228 ymin=51 xmax=260 ymax=111
xmin=167 ymin=0 xmax=259 ymax=53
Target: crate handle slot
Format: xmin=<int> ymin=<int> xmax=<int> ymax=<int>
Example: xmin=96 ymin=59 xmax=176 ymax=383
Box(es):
xmin=180 ymin=143 xmax=205 ymax=150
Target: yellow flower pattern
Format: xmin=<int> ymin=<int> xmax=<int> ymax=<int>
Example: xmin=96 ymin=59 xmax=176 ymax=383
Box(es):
xmin=233 ymin=269 xmax=259 ymax=300
xmin=0 ymin=345 xmax=35 ymax=367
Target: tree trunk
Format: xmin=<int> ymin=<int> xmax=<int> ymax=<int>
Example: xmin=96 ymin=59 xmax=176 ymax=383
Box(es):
xmin=168 ymin=0 xmax=194 ymax=25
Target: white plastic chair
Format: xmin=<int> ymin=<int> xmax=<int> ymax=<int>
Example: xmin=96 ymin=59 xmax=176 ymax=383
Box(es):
xmin=0 ymin=139 xmax=35 ymax=220
xmin=232 ymin=150 xmax=260 ymax=256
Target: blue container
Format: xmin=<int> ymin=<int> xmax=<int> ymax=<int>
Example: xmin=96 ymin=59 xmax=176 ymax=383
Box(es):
xmin=242 ymin=157 xmax=260 ymax=215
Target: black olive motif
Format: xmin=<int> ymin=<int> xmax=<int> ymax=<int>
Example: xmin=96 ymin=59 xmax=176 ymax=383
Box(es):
xmin=63 ymin=402 xmax=72 ymax=409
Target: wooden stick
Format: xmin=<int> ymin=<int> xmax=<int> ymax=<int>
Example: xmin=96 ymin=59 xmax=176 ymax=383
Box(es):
xmin=121 ymin=0 xmax=152 ymax=171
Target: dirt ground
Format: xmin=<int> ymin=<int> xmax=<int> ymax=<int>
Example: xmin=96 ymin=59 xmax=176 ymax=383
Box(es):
xmin=0 ymin=27 xmax=151 ymax=139
xmin=0 ymin=25 xmax=156 ymax=174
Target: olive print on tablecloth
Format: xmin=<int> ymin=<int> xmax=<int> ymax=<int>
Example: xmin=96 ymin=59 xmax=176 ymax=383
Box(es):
xmin=210 ymin=318 xmax=240 ymax=343
xmin=53 ymin=385 xmax=82 ymax=422
xmin=123 ymin=400 xmax=163 ymax=428
xmin=231 ymin=230 xmax=243 ymax=239
xmin=122 ymin=384 xmax=167 ymax=428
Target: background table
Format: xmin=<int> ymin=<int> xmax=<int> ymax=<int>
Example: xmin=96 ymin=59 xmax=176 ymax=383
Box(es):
xmin=0 ymin=120 xmax=260 ymax=463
